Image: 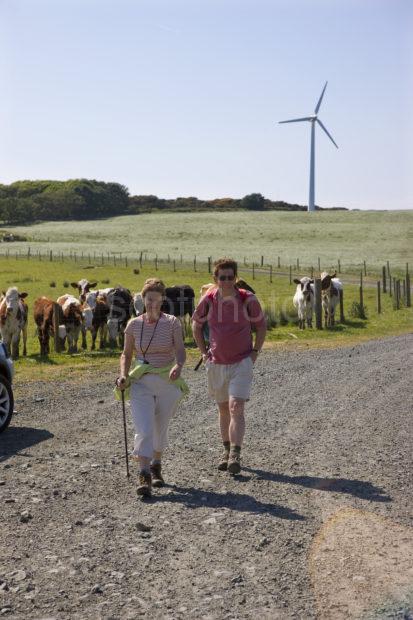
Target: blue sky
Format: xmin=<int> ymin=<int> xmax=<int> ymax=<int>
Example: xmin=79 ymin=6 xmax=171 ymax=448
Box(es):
xmin=0 ymin=0 xmax=412 ymax=210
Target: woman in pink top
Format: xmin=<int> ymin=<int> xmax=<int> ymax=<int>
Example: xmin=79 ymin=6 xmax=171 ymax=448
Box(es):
xmin=116 ymin=278 xmax=185 ymax=497
xmin=192 ymin=258 xmax=266 ymax=474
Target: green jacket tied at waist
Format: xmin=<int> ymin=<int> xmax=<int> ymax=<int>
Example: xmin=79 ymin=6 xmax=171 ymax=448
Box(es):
xmin=114 ymin=360 xmax=189 ymax=401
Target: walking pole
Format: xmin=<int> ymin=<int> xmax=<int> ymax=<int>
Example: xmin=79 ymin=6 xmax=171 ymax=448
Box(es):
xmin=194 ymin=357 xmax=203 ymax=371
xmin=121 ymin=390 xmax=130 ymax=480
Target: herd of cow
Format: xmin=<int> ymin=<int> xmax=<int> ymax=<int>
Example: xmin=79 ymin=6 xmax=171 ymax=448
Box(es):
xmin=0 ymin=273 xmax=342 ymax=359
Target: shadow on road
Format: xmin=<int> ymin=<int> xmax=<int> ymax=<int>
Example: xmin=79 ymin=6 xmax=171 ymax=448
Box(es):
xmin=243 ymin=468 xmax=391 ymax=502
xmin=156 ymin=485 xmax=306 ymax=520
xmin=0 ymin=426 xmax=54 ymax=462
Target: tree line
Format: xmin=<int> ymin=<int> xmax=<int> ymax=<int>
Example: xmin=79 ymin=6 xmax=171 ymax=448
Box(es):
xmin=0 ymin=180 xmax=346 ymax=224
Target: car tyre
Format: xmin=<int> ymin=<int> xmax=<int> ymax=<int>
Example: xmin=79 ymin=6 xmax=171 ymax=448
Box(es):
xmin=0 ymin=376 xmax=14 ymax=433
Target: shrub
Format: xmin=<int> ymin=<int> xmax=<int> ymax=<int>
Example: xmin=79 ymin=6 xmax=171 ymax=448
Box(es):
xmin=263 ymin=305 xmax=277 ymax=329
xmin=49 ymin=281 xmax=56 ymax=288
xmin=349 ymin=301 xmax=367 ymax=319
xmin=63 ymin=281 xmax=69 ymax=288
xmin=101 ymin=278 xmax=110 ymax=284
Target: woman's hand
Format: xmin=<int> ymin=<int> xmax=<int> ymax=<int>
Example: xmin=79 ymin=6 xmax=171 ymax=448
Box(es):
xmin=116 ymin=376 xmax=127 ymax=390
xmin=169 ymin=364 xmax=182 ymax=380
xmin=202 ymin=352 xmax=210 ymax=364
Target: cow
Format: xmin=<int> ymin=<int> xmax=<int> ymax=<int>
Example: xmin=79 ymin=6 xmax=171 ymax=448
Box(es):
xmin=91 ymin=295 xmax=109 ymax=350
xmin=71 ymin=279 xmax=98 ymax=303
xmin=83 ymin=288 xmax=114 ymax=310
xmin=106 ymin=287 xmax=133 ymax=348
xmin=293 ymin=277 xmax=314 ymax=329
xmin=56 ymin=294 xmax=83 ymax=352
xmin=321 ymin=272 xmax=343 ymax=327
xmin=132 ymin=292 xmax=144 ymax=317
xmin=161 ymin=285 xmax=195 ymax=336
xmin=34 ymin=297 xmax=55 ymax=356
xmin=0 ymin=287 xmax=28 ymax=359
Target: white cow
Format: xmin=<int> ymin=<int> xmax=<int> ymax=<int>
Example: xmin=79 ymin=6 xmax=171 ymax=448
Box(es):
xmin=0 ymin=287 xmax=28 ymax=359
xmin=321 ymin=272 xmax=343 ymax=327
xmin=293 ymin=277 xmax=314 ymax=329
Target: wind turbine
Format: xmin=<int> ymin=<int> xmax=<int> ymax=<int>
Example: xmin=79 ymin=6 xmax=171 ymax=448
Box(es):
xmin=279 ymin=81 xmax=338 ymax=212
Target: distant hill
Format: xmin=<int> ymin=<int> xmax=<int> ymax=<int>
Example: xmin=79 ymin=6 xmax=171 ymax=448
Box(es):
xmin=0 ymin=180 xmax=347 ymax=224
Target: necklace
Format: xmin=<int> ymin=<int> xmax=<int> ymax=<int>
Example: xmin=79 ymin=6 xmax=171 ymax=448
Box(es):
xmin=139 ymin=314 xmax=160 ymax=362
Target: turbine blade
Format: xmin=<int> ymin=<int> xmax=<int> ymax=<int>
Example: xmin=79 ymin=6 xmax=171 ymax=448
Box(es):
xmin=317 ymin=119 xmax=338 ymax=148
xmin=314 ymin=81 xmax=328 ymax=114
xmin=278 ymin=117 xmax=313 ymax=124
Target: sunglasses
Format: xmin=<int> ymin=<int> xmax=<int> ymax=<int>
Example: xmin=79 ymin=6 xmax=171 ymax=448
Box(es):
xmin=218 ymin=275 xmax=235 ymax=281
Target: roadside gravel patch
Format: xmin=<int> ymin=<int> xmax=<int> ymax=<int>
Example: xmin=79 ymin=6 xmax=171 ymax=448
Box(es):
xmin=1 ymin=334 xmax=412 ymax=619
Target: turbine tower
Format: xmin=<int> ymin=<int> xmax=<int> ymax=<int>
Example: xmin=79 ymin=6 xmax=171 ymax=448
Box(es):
xmin=279 ymin=82 xmax=338 ymax=212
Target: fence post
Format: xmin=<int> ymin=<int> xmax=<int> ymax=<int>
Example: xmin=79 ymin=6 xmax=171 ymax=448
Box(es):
xmin=125 ymin=256 xmax=128 ymax=267
xmin=395 ymin=279 xmax=400 ymax=310
xmin=173 ymin=259 xmax=176 ymax=272
xmin=389 ymin=274 xmax=392 ymax=297
xmin=377 ymin=281 xmax=381 ymax=314
xmin=402 ymin=279 xmax=406 ymax=304
xmin=155 ymin=255 xmax=158 ymax=271
xmin=269 ymin=265 xmax=273 ymax=283
xmin=208 ymin=256 xmax=211 ymax=274
xmin=180 ymin=254 xmax=183 ymax=264
xmin=387 ymin=261 xmax=390 ymax=277
xmin=359 ymin=271 xmax=364 ymax=310
xmin=27 ymin=247 xmax=31 ymax=260
xmin=289 ymin=265 xmax=292 ymax=285
xmin=318 ymin=257 xmax=321 ymax=272
xmin=314 ymin=278 xmax=322 ymax=330
xmin=406 ymin=272 xmax=411 ymax=307
xmin=296 ymin=258 xmax=299 ymax=271
xmin=363 ymin=260 xmax=367 ymax=276
xmin=252 ymin=263 xmax=255 ymax=280
xmin=382 ymin=266 xmax=386 ymax=293
xmin=339 ymin=289 xmax=344 ymax=323
xmin=338 ymin=259 xmax=341 ymax=274
xmin=261 ymin=256 xmax=264 ymax=267
xmin=49 ymin=250 xmax=53 ymax=261
xmin=53 ymin=303 xmax=61 ymax=353
xmin=194 ymin=256 xmax=197 ymax=272
xmin=277 ymin=256 xmax=280 ymax=269
xmin=311 ymin=266 xmax=314 ymax=279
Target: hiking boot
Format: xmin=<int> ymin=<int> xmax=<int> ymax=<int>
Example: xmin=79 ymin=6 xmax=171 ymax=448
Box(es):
xmin=150 ymin=462 xmax=165 ymax=488
xmin=137 ymin=471 xmax=152 ymax=497
xmin=217 ymin=449 xmax=230 ymax=471
xmin=227 ymin=451 xmax=241 ymax=475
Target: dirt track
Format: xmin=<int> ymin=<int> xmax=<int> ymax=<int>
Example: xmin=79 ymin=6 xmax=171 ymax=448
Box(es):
xmin=1 ymin=334 xmax=413 ymax=619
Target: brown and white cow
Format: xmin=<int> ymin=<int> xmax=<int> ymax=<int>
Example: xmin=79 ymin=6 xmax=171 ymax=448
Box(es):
xmin=56 ymin=295 xmax=83 ymax=353
xmin=0 ymin=287 xmax=28 ymax=359
xmin=71 ymin=279 xmax=98 ymax=303
xmin=34 ymin=297 xmax=55 ymax=356
xmin=321 ymin=272 xmax=343 ymax=327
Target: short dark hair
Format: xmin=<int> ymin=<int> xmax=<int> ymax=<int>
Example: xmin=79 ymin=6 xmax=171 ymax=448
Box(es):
xmin=141 ymin=278 xmax=166 ymax=298
xmin=213 ymin=257 xmax=238 ymax=278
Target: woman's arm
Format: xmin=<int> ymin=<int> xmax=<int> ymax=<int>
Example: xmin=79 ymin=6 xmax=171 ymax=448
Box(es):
xmin=117 ymin=331 xmax=135 ymax=389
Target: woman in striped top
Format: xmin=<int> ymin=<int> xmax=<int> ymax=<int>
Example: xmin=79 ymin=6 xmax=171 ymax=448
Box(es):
xmin=116 ymin=278 xmax=186 ymax=497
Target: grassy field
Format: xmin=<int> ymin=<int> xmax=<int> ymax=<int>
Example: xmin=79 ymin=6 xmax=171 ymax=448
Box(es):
xmin=1 ymin=254 xmax=411 ymax=385
xmin=3 ymin=209 xmax=413 ymax=274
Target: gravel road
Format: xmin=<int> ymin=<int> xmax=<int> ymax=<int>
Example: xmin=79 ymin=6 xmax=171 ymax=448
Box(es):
xmin=1 ymin=334 xmax=412 ymax=619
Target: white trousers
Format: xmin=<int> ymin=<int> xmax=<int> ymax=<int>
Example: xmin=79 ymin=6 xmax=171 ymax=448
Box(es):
xmin=130 ymin=374 xmax=181 ymax=459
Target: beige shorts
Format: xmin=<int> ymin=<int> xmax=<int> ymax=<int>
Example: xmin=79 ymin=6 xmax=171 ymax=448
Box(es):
xmin=206 ymin=356 xmax=254 ymax=403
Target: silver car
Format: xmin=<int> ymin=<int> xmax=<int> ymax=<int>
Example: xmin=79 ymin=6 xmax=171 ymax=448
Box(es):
xmin=0 ymin=342 xmax=14 ymax=433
